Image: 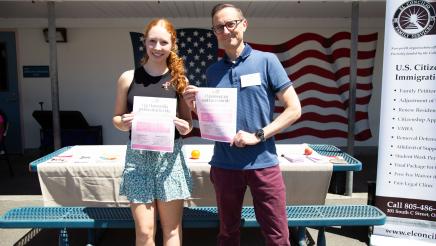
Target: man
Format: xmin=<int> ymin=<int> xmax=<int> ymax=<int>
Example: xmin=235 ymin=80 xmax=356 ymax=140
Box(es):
xmin=183 ymin=3 xmax=301 ymax=246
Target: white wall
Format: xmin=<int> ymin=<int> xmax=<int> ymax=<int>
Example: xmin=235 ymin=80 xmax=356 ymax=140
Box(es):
xmin=18 ymin=27 xmax=135 ymax=148
xmin=1 ymin=17 xmax=385 ymax=149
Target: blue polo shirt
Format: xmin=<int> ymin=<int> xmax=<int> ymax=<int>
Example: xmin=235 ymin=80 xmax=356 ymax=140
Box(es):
xmin=205 ymin=44 xmax=292 ymax=170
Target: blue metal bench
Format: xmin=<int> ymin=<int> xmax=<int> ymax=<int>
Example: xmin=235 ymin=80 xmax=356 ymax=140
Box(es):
xmin=0 ymin=205 xmax=385 ymax=246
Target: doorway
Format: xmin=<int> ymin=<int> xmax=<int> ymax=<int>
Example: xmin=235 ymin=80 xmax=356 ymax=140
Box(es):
xmin=0 ymin=31 xmax=22 ymax=153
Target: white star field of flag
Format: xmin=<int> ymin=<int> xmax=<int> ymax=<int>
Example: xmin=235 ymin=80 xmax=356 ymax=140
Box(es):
xmin=176 ymin=29 xmax=218 ymax=86
xmin=129 ymin=29 xmax=217 ymax=88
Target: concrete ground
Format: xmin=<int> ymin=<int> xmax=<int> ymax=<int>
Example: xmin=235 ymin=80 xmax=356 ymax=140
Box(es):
xmin=0 ymin=147 xmax=378 ymax=246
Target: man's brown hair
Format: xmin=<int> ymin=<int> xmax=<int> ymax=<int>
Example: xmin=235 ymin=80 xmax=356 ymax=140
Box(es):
xmin=211 ymin=3 xmax=244 ymax=19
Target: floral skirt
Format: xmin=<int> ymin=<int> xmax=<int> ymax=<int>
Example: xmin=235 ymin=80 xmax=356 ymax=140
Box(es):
xmin=119 ymin=139 xmax=192 ymax=204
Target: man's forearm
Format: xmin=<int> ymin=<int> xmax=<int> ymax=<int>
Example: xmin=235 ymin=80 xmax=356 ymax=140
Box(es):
xmin=263 ymin=105 xmax=301 ymax=140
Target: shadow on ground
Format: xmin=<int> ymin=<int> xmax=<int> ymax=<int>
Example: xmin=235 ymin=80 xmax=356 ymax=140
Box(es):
xmin=10 ymin=227 xmax=371 ymax=246
xmin=12 ymin=227 xmax=273 ymax=246
xmin=0 ymin=151 xmax=42 ymax=195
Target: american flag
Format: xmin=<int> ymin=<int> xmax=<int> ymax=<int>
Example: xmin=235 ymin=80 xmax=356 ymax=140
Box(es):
xmin=130 ymin=29 xmax=218 ymax=85
xmin=130 ymin=30 xmax=377 ymax=144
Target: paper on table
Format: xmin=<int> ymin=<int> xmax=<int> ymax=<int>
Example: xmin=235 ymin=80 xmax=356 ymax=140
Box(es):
xmin=195 ymin=88 xmax=237 ymax=142
xmin=281 ymin=153 xmax=330 ymax=164
xmin=328 ymin=156 xmax=347 ymax=164
xmin=280 ymin=154 xmax=306 ymax=163
xmin=279 ymin=144 xmax=330 ymax=164
xmin=45 ymin=145 xmax=127 ymax=164
xmin=131 ymin=96 xmax=177 ymax=152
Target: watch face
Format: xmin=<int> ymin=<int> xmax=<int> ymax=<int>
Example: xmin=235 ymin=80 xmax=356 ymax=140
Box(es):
xmin=256 ymin=129 xmax=265 ymax=141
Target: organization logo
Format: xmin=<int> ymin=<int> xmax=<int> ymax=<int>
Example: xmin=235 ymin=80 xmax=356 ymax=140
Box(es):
xmin=392 ymin=0 xmax=436 ymax=39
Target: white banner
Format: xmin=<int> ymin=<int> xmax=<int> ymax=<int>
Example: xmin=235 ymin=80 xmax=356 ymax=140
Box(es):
xmin=373 ymin=0 xmax=436 ymax=244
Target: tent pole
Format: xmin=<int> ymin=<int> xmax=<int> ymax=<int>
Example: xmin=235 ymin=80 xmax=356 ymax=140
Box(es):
xmin=48 ymin=1 xmax=61 ymax=150
xmin=346 ymin=1 xmax=359 ymax=196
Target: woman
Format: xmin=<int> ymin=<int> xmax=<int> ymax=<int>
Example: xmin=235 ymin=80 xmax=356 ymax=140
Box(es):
xmin=113 ymin=18 xmax=193 ymax=246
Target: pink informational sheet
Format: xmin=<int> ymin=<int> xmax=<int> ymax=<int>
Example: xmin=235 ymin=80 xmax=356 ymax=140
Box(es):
xmin=195 ymin=88 xmax=237 ymax=142
xmin=131 ymin=96 xmax=177 ymax=152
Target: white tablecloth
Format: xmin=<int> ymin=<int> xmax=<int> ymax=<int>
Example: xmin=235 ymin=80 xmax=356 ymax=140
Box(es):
xmin=37 ymin=144 xmax=333 ymax=207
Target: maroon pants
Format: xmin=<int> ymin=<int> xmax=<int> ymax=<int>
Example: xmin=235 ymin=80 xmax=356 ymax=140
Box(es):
xmin=210 ymin=165 xmax=290 ymax=246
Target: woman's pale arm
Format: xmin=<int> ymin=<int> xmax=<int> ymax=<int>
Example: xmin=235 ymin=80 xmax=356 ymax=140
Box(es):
xmin=112 ymin=70 xmax=134 ymax=131
xmin=174 ymin=93 xmax=193 ymax=136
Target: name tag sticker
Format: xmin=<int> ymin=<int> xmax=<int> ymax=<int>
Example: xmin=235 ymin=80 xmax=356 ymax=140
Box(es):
xmin=240 ymin=73 xmax=261 ymax=88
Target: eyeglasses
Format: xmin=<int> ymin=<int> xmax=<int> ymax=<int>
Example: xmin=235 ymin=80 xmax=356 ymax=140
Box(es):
xmin=212 ymin=19 xmax=244 ymax=34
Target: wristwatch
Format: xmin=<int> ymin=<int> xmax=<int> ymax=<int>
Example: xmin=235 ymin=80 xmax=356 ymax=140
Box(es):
xmin=255 ymin=128 xmax=266 ymax=142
